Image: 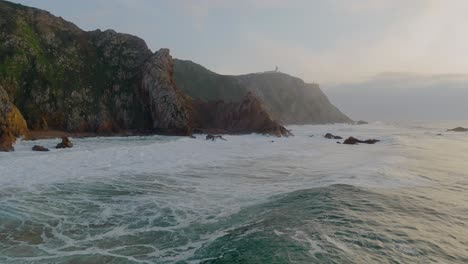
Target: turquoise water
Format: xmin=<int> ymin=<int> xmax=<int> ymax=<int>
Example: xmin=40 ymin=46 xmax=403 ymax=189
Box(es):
xmin=0 ymin=122 xmax=467 ymax=263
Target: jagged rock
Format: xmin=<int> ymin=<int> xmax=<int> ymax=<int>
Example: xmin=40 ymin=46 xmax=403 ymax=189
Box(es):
xmin=32 ymin=145 xmax=49 ymax=152
xmin=343 ymin=137 xmax=380 ymax=145
xmin=206 ymin=134 xmax=227 ymax=141
xmin=447 ymin=127 xmax=468 ymax=132
xmin=0 ymin=86 xmax=29 ymax=152
xmin=324 ymin=133 xmax=342 ymax=139
xmin=0 ymin=1 xmax=337 ymax=139
xmin=140 ymin=49 xmax=193 ymax=135
xmin=56 ymin=137 xmax=73 ymax=149
xmin=194 ymin=92 xmax=292 ymax=137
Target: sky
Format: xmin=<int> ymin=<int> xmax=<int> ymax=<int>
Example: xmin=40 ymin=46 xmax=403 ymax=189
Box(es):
xmin=324 ymin=73 xmax=468 ymax=121
xmin=10 ymin=0 xmax=468 ymax=84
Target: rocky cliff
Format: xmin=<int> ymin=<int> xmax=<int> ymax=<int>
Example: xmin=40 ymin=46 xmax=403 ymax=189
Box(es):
xmin=0 ymin=0 xmax=294 ymax=150
xmin=0 ymin=86 xmax=28 ymax=151
xmin=174 ymin=60 xmax=351 ymax=124
xmin=193 ymin=92 xmax=292 ymax=137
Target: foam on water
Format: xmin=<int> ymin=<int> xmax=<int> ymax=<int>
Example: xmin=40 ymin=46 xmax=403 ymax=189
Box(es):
xmin=0 ymin=122 xmax=467 ymax=263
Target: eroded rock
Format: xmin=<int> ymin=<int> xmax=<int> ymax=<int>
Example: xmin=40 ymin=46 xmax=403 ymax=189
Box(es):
xmin=0 ymin=86 xmax=29 ymax=152
xmin=140 ymin=49 xmax=193 ymax=135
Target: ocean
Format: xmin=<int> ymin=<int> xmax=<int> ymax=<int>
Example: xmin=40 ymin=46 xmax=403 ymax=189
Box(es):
xmin=0 ymin=122 xmax=467 ymax=263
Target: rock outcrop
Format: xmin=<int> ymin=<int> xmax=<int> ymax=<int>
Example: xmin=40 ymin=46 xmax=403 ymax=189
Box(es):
xmin=206 ymin=134 xmax=227 ymax=141
xmin=174 ymin=60 xmax=352 ymax=124
xmin=56 ymin=137 xmax=73 ymax=149
xmin=447 ymin=127 xmax=468 ymax=132
xmin=343 ymin=137 xmax=380 ymax=145
xmin=32 ymin=145 xmax=49 ymax=151
xmin=140 ymin=49 xmax=193 ymax=135
xmin=193 ymin=92 xmax=292 ymax=137
xmin=324 ymin=133 xmax=342 ymax=139
xmin=0 ymin=86 xmax=29 ymax=151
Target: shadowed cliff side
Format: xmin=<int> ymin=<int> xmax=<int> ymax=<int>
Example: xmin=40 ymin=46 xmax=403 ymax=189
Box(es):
xmin=174 ymin=59 xmax=352 ymax=124
xmin=193 ymin=92 xmax=292 ymax=137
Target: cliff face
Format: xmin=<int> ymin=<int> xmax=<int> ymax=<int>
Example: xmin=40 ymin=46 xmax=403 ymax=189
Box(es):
xmin=174 ymin=60 xmax=352 ymax=124
xmin=0 ymin=86 xmax=29 ymax=151
xmin=0 ymin=0 xmax=291 ymax=148
xmin=193 ymin=92 xmax=292 ymax=137
xmin=140 ymin=49 xmax=193 ymax=135
xmin=0 ymin=1 xmax=153 ymax=132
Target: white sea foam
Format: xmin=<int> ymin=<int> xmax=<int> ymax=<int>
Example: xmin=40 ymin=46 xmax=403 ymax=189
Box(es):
xmin=1 ymin=122 xmax=467 ymax=262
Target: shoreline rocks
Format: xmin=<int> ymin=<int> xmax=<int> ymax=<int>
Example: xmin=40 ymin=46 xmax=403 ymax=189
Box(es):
xmin=343 ymin=137 xmax=380 ymax=145
xmin=32 ymin=145 xmax=50 ymax=152
xmin=324 ymin=133 xmax=342 ymax=139
xmin=206 ymin=134 xmax=227 ymax=141
xmin=56 ymin=137 xmax=73 ymax=149
xmin=447 ymin=127 xmax=468 ymax=132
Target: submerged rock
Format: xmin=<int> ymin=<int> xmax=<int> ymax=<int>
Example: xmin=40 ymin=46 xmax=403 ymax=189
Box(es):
xmin=355 ymin=120 xmax=369 ymax=125
xmin=324 ymin=133 xmax=342 ymax=139
xmin=32 ymin=145 xmax=50 ymax=152
xmin=206 ymin=134 xmax=227 ymax=141
xmin=56 ymin=137 xmax=73 ymax=149
xmin=447 ymin=127 xmax=468 ymax=132
xmin=343 ymin=137 xmax=380 ymax=145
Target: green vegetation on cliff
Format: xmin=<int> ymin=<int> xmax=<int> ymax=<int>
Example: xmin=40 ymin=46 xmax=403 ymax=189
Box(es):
xmin=0 ymin=0 xmax=153 ymax=131
xmin=174 ymin=59 xmax=351 ymax=124
xmin=0 ymin=0 xmax=349 ymax=147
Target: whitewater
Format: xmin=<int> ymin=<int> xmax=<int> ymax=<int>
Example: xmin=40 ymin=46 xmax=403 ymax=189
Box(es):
xmin=0 ymin=122 xmax=467 ymax=263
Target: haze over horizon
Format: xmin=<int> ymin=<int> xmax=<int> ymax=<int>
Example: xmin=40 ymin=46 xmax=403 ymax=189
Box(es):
xmin=10 ymin=0 xmax=468 ymax=84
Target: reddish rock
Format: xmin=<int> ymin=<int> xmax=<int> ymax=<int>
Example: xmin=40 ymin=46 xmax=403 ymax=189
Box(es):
xmin=343 ymin=137 xmax=380 ymax=145
xmin=56 ymin=137 xmax=73 ymax=149
xmin=0 ymin=86 xmax=30 ymax=152
xmin=193 ymin=92 xmax=292 ymax=137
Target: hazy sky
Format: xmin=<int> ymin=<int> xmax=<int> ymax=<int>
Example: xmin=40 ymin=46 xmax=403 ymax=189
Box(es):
xmin=11 ymin=0 xmax=468 ymax=84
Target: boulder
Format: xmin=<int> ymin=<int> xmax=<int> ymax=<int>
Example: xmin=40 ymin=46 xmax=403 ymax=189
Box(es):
xmin=324 ymin=133 xmax=342 ymax=139
xmin=206 ymin=134 xmax=227 ymax=141
xmin=447 ymin=127 xmax=468 ymax=132
xmin=343 ymin=137 xmax=380 ymax=145
xmin=56 ymin=137 xmax=73 ymax=149
xmin=32 ymin=145 xmax=50 ymax=152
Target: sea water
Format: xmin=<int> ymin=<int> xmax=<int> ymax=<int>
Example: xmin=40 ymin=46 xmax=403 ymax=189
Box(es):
xmin=0 ymin=122 xmax=467 ymax=263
